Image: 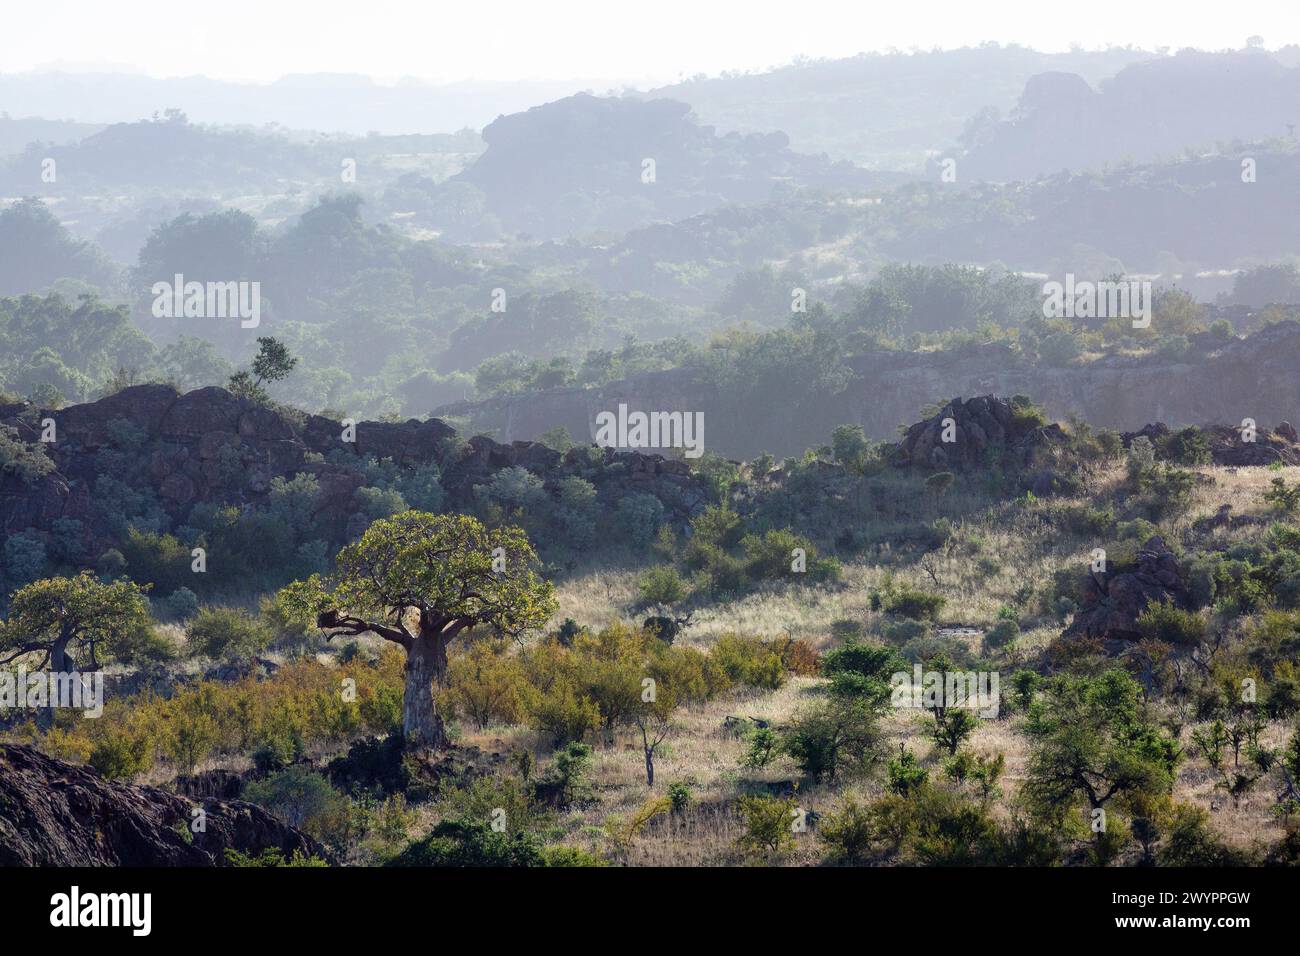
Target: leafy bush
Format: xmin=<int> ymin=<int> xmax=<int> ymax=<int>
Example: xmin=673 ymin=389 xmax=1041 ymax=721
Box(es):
xmin=819 ymin=796 xmax=875 ymax=863
xmin=186 ymin=606 xmax=272 ymax=661
xmin=0 ymin=425 xmax=55 ymax=483
xmin=712 ymin=634 xmax=787 ymax=690
xmin=887 ymin=748 xmax=929 ymax=796
xmin=244 ymin=767 xmax=350 ymax=846
xmin=667 ymin=781 xmax=692 ymax=813
xmin=1157 ymin=427 xmax=1212 ymax=466
xmin=120 ymin=528 xmax=193 ymax=595
xmin=616 ymin=493 xmax=665 ymax=547
xmin=882 ymin=585 xmax=946 ymax=621
xmin=1137 ymin=599 xmax=1207 ymax=646
xmin=638 ymin=565 xmax=689 ymax=606
xmin=160 ymin=587 xmax=200 ymax=621
xmin=735 ymin=794 xmax=796 ymax=858
xmin=388 ymin=819 xmax=544 ymax=867
xmin=446 ymin=640 xmax=527 ymax=728
xmin=1264 ymin=476 xmax=1300 ymax=515
xmin=88 ymin=730 xmax=153 ymax=781
xmin=782 ymin=697 xmax=883 ymax=782
xmin=3 ymin=531 xmax=46 ymax=585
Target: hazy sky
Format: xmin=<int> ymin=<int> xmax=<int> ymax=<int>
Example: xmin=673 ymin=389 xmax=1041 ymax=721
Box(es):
xmin=2 ymin=0 xmax=1297 ymax=85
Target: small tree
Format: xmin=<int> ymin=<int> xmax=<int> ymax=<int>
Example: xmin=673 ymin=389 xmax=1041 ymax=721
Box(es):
xmin=1024 ymin=670 xmax=1179 ymax=851
xmin=228 ymin=336 xmax=297 ymax=403
xmin=735 ymin=794 xmax=797 ymax=858
xmin=280 ymin=512 xmax=555 ymax=751
xmin=0 ymin=572 xmax=152 ymax=677
xmin=782 ymin=696 xmax=884 ymax=783
xmin=931 ymin=707 xmax=978 ymax=755
xmin=632 ymin=674 xmax=678 ymax=787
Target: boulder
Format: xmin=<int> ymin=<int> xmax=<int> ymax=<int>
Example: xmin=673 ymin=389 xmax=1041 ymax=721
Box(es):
xmin=0 ymin=744 xmax=325 ymax=866
xmin=893 ymin=395 xmax=1073 ymax=492
xmin=1063 ymin=536 xmax=1190 ymax=647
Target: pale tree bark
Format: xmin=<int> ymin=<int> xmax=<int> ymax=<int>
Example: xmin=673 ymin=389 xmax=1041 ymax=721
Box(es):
xmin=402 ymin=636 xmax=449 ymax=751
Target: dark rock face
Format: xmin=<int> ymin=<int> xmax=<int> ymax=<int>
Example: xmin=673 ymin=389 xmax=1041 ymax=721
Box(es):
xmin=891 ymin=395 xmax=1077 ymax=494
xmin=0 ymin=384 xmax=710 ymax=562
xmin=0 ymin=744 xmax=323 ymax=866
xmin=325 ymin=734 xmax=502 ymax=802
xmin=1122 ymin=421 xmax=1300 ymax=465
xmin=1064 ymin=536 xmax=1189 ymax=647
xmin=1204 ymin=425 xmax=1300 ymax=466
xmin=894 ymin=395 xmax=1067 ymax=473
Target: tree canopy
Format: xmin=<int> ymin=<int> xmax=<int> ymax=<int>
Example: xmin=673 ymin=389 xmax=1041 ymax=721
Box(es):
xmin=0 ymin=571 xmax=152 ymax=671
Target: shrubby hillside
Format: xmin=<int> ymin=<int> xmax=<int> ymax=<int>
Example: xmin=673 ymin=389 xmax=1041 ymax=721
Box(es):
xmin=4 ymin=383 xmax=1300 ymax=868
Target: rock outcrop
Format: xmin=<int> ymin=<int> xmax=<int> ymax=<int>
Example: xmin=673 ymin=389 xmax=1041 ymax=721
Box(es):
xmin=1063 ymin=536 xmax=1190 ymax=647
xmin=1122 ymin=421 xmax=1300 ymax=466
xmin=893 ymin=394 xmax=1067 ymax=471
xmin=0 ymin=744 xmax=324 ymax=866
xmin=0 ymin=384 xmax=710 ymax=562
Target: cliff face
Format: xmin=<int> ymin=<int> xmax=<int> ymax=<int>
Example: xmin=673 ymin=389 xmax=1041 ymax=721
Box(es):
xmin=435 ymin=322 xmax=1300 ymax=460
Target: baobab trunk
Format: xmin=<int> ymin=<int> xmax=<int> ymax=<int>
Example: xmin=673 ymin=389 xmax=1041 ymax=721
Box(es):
xmin=402 ymin=637 xmax=447 ymax=751
xmin=38 ymin=636 xmax=75 ymax=731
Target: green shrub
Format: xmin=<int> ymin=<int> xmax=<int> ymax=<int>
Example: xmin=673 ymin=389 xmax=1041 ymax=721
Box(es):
xmin=741 ymin=726 xmax=777 ymax=769
xmin=984 ymin=618 xmax=1019 ymax=649
xmin=1157 ymin=426 xmax=1212 ymax=466
xmin=538 ymin=844 xmax=608 ymax=867
xmin=637 ymin=565 xmax=689 ymax=606
xmin=88 ymin=730 xmax=153 ymax=781
xmin=735 ymin=794 xmax=796 ymax=858
xmin=884 ymin=585 xmax=946 ymax=620
xmin=160 ymin=587 xmax=200 ymax=621
xmin=782 ymin=697 xmax=883 ymax=782
xmin=616 ymin=493 xmax=665 ymax=547
xmin=887 ymin=748 xmax=929 ymax=796
xmin=225 ymin=848 xmax=329 ymax=867
xmin=819 ymin=796 xmax=875 ymax=863
xmin=388 ymin=819 xmax=544 ymax=867
xmin=0 ymin=424 xmax=55 ymax=483
xmin=3 ymin=532 xmax=46 ymax=585
xmin=1264 ymin=477 xmax=1300 ymax=515
xmin=1137 ymin=599 xmax=1207 ymax=646
xmin=187 ymin=606 xmax=272 ymax=661
xmin=244 ymin=767 xmax=350 ymax=846
xmin=120 ymin=528 xmax=193 ymax=594
xmin=712 ymin=634 xmax=786 ymax=690
xmin=667 ymin=781 xmax=692 ymax=813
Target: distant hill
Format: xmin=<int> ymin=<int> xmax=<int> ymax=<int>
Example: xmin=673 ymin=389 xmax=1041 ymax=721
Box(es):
xmin=0 ymin=116 xmax=103 ymax=157
xmin=959 ymin=48 xmax=1300 ymax=180
xmin=0 ymin=111 xmax=481 ymax=194
xmin=643 ymin=45 xmax=1154 ymax=169
xmin=0 ymin=70 xmax=617 ymax=136
xmin=441 ymin=92 xmax=909 ymax=238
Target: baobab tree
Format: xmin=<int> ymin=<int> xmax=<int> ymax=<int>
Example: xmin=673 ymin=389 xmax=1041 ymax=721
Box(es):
xmin=280 ymin=512 xmax=555 ymax=751
xmin=0 ymin=572 xmax=152 ymax=724
xmin=0 ymin=572 xmax=152 ymax=673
